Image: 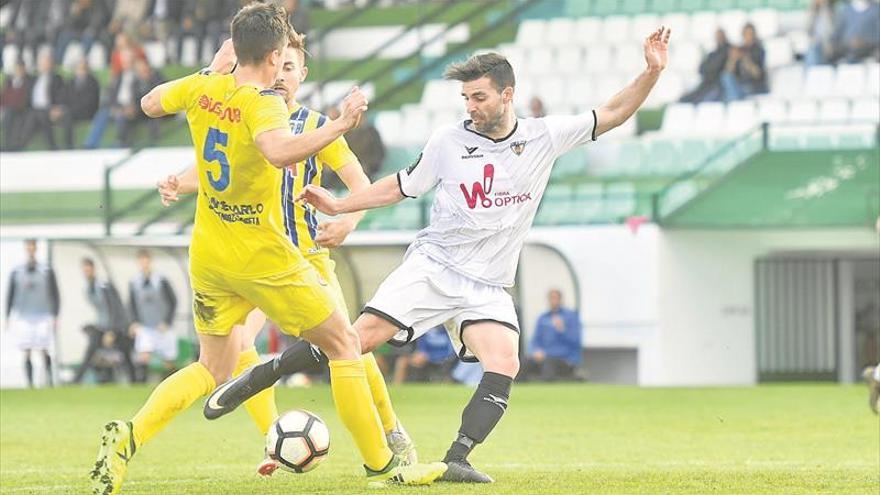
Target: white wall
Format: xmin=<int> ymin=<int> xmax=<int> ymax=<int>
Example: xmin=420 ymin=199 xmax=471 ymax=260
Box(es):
xmin=656 ymin=229 xmax=880 ymax=386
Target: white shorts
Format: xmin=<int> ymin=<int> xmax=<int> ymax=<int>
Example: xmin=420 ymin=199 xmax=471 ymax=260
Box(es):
xmin=134 ymin=326 xmax=179 ymax=361
xmin=363 ymin=250 xmax=519 ymax=362
xmin=11 ymin=316 xmax=54 ymax=351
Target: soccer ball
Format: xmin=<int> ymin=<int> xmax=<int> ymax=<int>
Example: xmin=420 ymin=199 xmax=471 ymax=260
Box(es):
xmin=266 ymin=410 xmax=330 ymax=473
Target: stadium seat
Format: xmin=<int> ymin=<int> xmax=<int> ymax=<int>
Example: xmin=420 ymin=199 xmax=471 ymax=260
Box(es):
xmin=719 ymin=10 xmax=748 ymax=45
xmin=595 ymin=74 xmax=626 ymax=105
xmin=690 ymin=12 xmax=719 ymax=48
xmin=400 ymin=106 xmax=431 ymax=145
xmin=573 ymin=17 xmax=602 ymax=47
xmin=749 ymin=9 xmax=781 ymax=38
xmin=421 ymin=80 xmax=455 ymax=110
xmin=661 ymin=103 xmax=696 ymax=136
xmin=645 ymin=71 xmax=684 ymax=108
xmin=763 ymin=37 xmax=793 ymax=69
xmin=614 ymin=43 xmax=645 ymax=74
xmin=832 ymin=64 xmax=866 ymax=98
xmin=545 ymin=18 xmax=576 ymax=47
xmin=694 ymin=102 xmax=727 ymax=135
xmin=786 ymin=99 xmax=818 ymax=123
xmin=803 ymin=65 xmax=835 ymax=98
xmin=498 ymin=43 xmax=527 ymax=72
xmin=61 ymin=43 xmax=85 ymax=71
xmin=429 ymin=108 xmax=460 ymax=128
xmin=553 ymin=148 xmax=588 ymax=179
xmin=631 ymin=14 xmax=660 ymax=42
xmin=584 ymin=45 xmax=613 ymax=74
xmin=573 ymin=183 xmax=603 ymax=221
xmin=660 ymin=13 xmax=691 ymax=42
xmin=2 ymin=43 xmax=18 ymax=75
xmin=671 ymin=42 xmax=702 ymax=75
xmin=866 ymin=63 xmax=880 ymax=96
xmin=601 ymin=16 xmax=632 ymax=45
xmin=770 ymin=65 xmax=804 ymax=98
xmin=725 ymin=100 xmax=759 ymax=134
xmin=556 ymin=46 xmax=585 ymax=76
xmin=374 ymin=111 xmax=404 ymax=146
xmin=757 ymin=98 xmax=787 ymax=123
xmin=526 ymin=46 xmax=556 ymax=78
xmin=850 ymin=97 xmax=880 ymax=123
xmin=604 ymin=182 xmax=637 ymax=219
xmin=536 ymin=77 xmax=567 ymax=108
xmin=87 ymin=43 xmax=107 ymax=70
xmin=818 ymin=99 xmax=849 ymax=124
xmin=516 ymin=19 xmax=546 ymax=47
xmin=143 ymin=42 xmax=167 ymax=69
xmin=564 ymin=77 xmax=598 ymax=108
xmin=179 ymin=36 xmax=199 ymax=67
xmin=644 ymin=137 xmax=681 ymax=175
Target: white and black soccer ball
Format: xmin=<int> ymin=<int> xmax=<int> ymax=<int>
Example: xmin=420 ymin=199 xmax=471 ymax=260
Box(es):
xmin=266 ymin=410 xmax=330 ymax=473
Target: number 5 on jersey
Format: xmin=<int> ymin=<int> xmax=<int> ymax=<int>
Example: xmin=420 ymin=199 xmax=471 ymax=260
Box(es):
xmin=204 ymin=127 xmax=230 ymax=191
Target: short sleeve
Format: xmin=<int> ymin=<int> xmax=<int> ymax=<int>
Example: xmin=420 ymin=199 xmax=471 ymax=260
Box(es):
xmin=543 ymin=111 xmax=598 ymax=156
xmin=396 ymin=130 xmax=443 ymax=198
xmin=317 ymin=136 xmax=358 ymax=171
xmin=246 ymin=91 xmax=291 ymax=140
xmin=160 ymin=72 xmax=206 ymax=115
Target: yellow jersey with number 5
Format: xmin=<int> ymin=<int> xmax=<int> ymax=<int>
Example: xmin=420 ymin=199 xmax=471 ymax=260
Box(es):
xmin=160 ymin=70 xmax=301 ymax=278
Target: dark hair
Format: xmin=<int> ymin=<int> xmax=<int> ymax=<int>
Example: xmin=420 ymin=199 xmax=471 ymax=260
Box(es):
xmin=443 ymin=53 xmax=515 ymax=92
xmin=24 ymin=238 xmax=36 ymax=246
xmin=231 ymin=2 xmax=289 ymax=66
xmin=82 ymin=257 xmax=95 ymax=267
xmin=136 ymin=249 xmax=151 ymax=258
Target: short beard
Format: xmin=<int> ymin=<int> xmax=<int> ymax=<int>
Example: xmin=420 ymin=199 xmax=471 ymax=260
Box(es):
xmin=473 ymin=108 xmax=506 ymax=135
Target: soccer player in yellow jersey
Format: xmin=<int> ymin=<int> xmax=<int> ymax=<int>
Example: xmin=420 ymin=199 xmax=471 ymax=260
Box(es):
xmin=157 ymin=31 xmax=417 ymax=471
xmin=89 ymin=4 xmax=445 ymax=494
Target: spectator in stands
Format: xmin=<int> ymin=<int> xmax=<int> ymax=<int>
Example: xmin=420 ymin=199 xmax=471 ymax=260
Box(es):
xmin=72 ymin=258 xmax=137 ymax=384
xmin=282 ymin=0 xmax=311 ymax=36
xmin=128 ymin=250 xmax=178 ymax=383
xmin=408 ymin=326 xmax=456 ymax=383
xmin=141 ymin=0 xmax=186 ymax=56
xmin=831 ymin=0 xmax=880 ymax=63
xmin=124 ymin=57 xmax=164 ymax=145
xmin=720 ymin=23 xmax=768 ymax=102
xmin=104 ymin=0 xmax=151 ymax=50
xmin=681 ymin=28 xmax=730 ymax=103
xmin=19 ymin=52 xmax=68 ymax=150
xmin=179 ymin=0 xmax=233 ymax=65
xmin=5 ymin=0 xmax=51 ymax=67
xmin=0 ymin=60 xmax=32 ymax=150
xmin=91 ymin=331 xmax=125 ymax=385
xmin=59 ymin=58 xmax=101 ymax=148
xmin=527 ymin=289 xmax=582 ymax=382
xmin=54 ymin=0 xmax=112 ymax=65
xmin=4 ymin=239 xmax=60 ymax=388
xmin=529 ymin=96 xmax=546 ymax=118
xmin=109 ymin=32 xmax=147 ymax=77
xmin=85 ymin=48 xmax=152 ymax=148
xmin=806 ymin=0 xmax=837 ymax=66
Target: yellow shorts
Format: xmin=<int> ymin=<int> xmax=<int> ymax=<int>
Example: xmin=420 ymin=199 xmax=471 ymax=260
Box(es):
xmin=190 ymin=259 xmax=335 ymax=337
xmin=306 ymin=254 xmax=349 ymax=319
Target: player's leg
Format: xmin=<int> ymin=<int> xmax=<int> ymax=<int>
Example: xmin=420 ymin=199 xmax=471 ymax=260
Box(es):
xmin=441 ymin=321 xmax=519 ymax=484
xmin=22 ymin=348 xmax=33 ymax=388
xmin=232 ymin=309 xmax=278 ymax=436
xmin=133 ymin=327 xmax=152 ymax=383
xmin=41 ymin=349 xmax=53 ymax=387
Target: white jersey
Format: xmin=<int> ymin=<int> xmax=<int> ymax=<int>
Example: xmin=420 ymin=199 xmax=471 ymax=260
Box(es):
xmin=396 ymin=112 xmax=598 ymax=287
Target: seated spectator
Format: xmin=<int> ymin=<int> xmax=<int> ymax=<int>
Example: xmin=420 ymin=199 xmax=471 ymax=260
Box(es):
xmin=5 ymin=0 xmax=49 ymax=66
xmin=681 ymin=28 xmax=729 ymax=103
xmin=806 ymin=0 xmax=836 ymax=66
xmin=109 ymin=32 xmax=148 ymax=78
xmin=831 ymin=0 xmax=880 ymax=63
xmin=179 ymin=0 xmax=232 ymax=65
xmin=527 ymin=289 xmax=582 ymax=382
xmin=720 ymin=23 xmax=768 ymax=102
xmin=54 ymin=0 xmax=112 ymax=65
xmin=126 ymin=58 xmax=164 ymax=145
xmin=102 ymin=0 xmax=151 ymax=52
xmin=529 ymin=96 xmax=547 ymax=118
xmin=92 ymin=331 xmax=124 ymax=384
xmin=19 ymin=52 xmax=68 ymax=150
xmin=0 ymin=60 xmax=32 ymax=151
xmin=60 ymin=58 xmax=101 ymax=148
xmin=408 ymin=326 xmax=456 ymax=383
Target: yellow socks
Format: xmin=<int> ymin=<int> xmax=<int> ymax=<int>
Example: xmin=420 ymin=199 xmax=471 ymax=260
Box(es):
xmin=362 ymin=352 xmax=397 ymax=433
xmin=329 ymin=359 xmax=394 ymax=470
xmin=234 ymin=348 xmax=278 ymax=436
xmin=131 ymin=362 xmax=215 ymax=447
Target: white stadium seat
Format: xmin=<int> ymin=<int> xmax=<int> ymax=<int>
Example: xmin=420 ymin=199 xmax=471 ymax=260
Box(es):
xmin=850 ymin=97 xmax=880 ymax=123
xmin=719 ymin=10 xmax=748 ymax=45
xmin=671 ymin=43 xmax=702 ymax=75
xmin=866 ymin=63 xmax=880 ymax=96
xmin=661 ymin=103 xmax=696 ymax=136
xmin=630 ymin=14 xmax=660 ymax=42
xmin=525 ymin=46 xmax=556 ymax=78
xmin=614 ymin=43 xmax=644 ymax=74
xmin=2 ymin=43 xmax=19 ymax=75
xmin=833 ymin=64 xmax=866 ymax=98
xmin=556 ymin=46 xmax=584 ymax=76
xmin=690 ymin=12 xmax=719 ymax=47
xmin=373 ymin=111 xmax=403 ymax=146
xmin=516 ymin=19 xmax=546 ymax=47
xmin=87 ymin=42 xmax=107 ymax=70
xmin=536 ymin=77 xmax=567 ymax=108
xmin=725 ymin=100 xmax=759 ymax=134
xmin=763 ymin=37 xmax=793 ymax=69
xmin=804 ymin=65 xmax=835 ymax=98
xmin=545 ymin=18 xmax=575 ymax=47
xmin=601 ymin=16 xmax=632 ymax=45
xmin=142 ymin=41 xmax=167 ymax=69
xmin=818 ymin=99 xmax=850 ymax=123
xmin=595 ymin=74 xmax=625 ymax=103
xmin=421 ymin=80 xmax=459 ymax=111
xmin=757 ymin=98 xmax=787 ymax=123
xmin=645 ymin=71 xmax=684 ymax=108
xmin=498 ymin=44 xmax=526 ymax=72
xmin=564 ymin=77 xmax=599 ymax=108
xmin=61 ymin=43 xmax=85 ymax=71
xmin=749 ymin=9 xmax=780 ymax=39
xmin=771 ymin=65 xmax=804 ymax=98
xmin=573 ymin=17 xmax=601 ymax=47
xmin=660 ymin=13 xmax=691 ymax=43
xmin=694 ymin=102 xmax=726 ymax=134
xmin=787 ymin=99 xmax=818 ymax=123
xmin=400 ymin=105 xmax=431 ymax=145
xmin=584 ymin=45 xmax=612 ymax=74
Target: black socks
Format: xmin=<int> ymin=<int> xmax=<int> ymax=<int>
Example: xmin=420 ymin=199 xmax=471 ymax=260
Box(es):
xmin=444 ymin=371 xmax=513 ymax=462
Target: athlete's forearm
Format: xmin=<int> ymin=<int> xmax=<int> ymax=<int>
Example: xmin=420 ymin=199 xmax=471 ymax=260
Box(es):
xmin=257 ymin=121 xmax=352 ymax=168
xmin=178 ymin=166 xmax=199 ymax=194
xmin=336 ymin=174 xmax=403 ymax=214
xmin=141 ymin=80 xmax=178 ymax=118
xmin=337 ymin=161 xmax=371 ymax=227
xmin=594 ymin=67 xmax=661 ymax=137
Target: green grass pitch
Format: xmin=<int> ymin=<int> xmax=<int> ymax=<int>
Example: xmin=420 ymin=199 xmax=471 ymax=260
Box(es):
xmin=1 ymin=383 xmax=877 ymax=494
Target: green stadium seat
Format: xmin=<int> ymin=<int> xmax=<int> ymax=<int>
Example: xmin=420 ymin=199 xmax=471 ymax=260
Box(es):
xmin=553 ymin=148 xmax=588 ymax=180
xmin=593 ymin=0 xmax=623 ymax=16
xmin=544 ymin=183 xmax=574 ymax=201
xmin=647 ymin=139 xmax=682 ymax=175
xmin=677 ymin=0 xmax=706 ymax=11
xmin=706 ymin=0 xmax=736 ymax=10
xmin=617 ymin=141 xmax=644 ymax=176
xmin=622 ymin=0 xmax=648 ymax=15
xmin=735 ymin=0 xmax=765 ymax=10
xmin=650 ymin=0 xmax=681 ymax=13
xmin=565 ymin=0 xmax=594 ymax=17
xmin=604 ymin=182 xmax=637 ymax=219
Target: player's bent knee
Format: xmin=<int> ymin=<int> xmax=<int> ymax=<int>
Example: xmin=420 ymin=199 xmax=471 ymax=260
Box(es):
xmin=353 ymin=313 xmax=398 ymax=354
xmin=481 ymin=353 xmax=520 ymax=378
xmin=303 ymin=311 xmax=362 ymax=361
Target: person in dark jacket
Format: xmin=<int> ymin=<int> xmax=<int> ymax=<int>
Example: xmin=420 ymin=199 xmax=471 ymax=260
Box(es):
xmin=0 ymin=60 xmax=33 ymax=150
xmin=680 ymin=28 xmax=730 ymax=103
xmin=58 ymin=58 xmax=100 ymax=148
xmin=19 ymin=52 xmax=68 ymax=149
xmin=720 ymin=23 xmax=769 ymax=101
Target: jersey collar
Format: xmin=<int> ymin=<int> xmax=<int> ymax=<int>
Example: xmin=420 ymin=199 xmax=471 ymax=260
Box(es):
xmin=462 ymin=119 xmax=519 ymax=143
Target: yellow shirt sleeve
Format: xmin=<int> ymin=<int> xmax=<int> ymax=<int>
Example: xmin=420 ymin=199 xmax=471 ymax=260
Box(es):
xmin=317 ymin=136 xmax=358 ymax=171
xmin=159 ymin=72 xmax=207 ymax=115
xmin=246 ymin=92 xmax=291 ymax=140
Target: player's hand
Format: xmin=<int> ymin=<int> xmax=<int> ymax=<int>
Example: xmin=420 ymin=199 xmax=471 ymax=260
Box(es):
xmin=209 ymin=38 xmax=237 ymax=74
xmin=157 ymin=175 xmax=180 ymax=207
xmin=296 ymin=185 xmax=342 ymax=216
xmin=337 ymin=87 xmax=369 ymax=131
xmin=644 ymin=26 xmax=671 ymax=72
xmin=314 ymin=218 xmax=356 ymax=249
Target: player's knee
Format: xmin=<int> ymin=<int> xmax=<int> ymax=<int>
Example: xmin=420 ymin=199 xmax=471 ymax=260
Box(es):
xmin=312 ymin=322 xmax=361 ymax=361
xmin=481 ymin=352 xmax=520 ymax=378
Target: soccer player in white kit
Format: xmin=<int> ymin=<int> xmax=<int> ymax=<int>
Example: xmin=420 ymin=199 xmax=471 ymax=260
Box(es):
xmin=208 ymin=26 xmax=671 ymax=482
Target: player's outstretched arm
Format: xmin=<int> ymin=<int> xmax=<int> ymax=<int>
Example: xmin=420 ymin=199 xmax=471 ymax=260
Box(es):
xmin=157 ymin=166 xmax=199 ymax=206
xmin=256 ymin=88 xmax=369 ymax=168
xmin=297 ymin=173 xmax=403 ymax=216
xmin=313 ymin=161 xmax=371 ymax=248
xmin=594 ymin=27 xmax=670 ymax=137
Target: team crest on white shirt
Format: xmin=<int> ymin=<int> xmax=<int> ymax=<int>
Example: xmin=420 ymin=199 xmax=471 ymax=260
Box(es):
xmin=510 ymin=140 xmax=527 ymax=155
